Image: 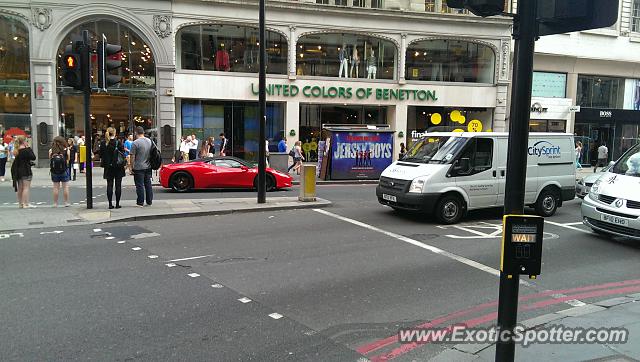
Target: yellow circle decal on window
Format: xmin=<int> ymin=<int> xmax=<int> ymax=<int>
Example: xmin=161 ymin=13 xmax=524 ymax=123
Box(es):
xmin=430 ymin=113 xmax=442 ymax=125
xmin=467 ymin=120 xmax=483 ymax=132
xmin=450 ymin=110 xmax=465 ymax=124
xmin=453 ymin=129 xmax=465 ymax=133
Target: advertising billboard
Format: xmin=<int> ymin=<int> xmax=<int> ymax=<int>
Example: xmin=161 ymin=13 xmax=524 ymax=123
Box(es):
xmin=329 ymin=131 xmax=394 ymax=180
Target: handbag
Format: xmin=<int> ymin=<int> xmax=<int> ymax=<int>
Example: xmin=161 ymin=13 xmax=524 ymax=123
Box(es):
xmin=112 ymin=141 xmax=126 ymax=168
xmin=73 ymin=163 xmax=79 ymax=170
xmin=288 ymin=149 xmax=295 ymax=157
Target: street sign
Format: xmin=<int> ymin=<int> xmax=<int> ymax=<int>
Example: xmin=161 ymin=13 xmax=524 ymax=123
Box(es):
xmin=501 ymin=215 xmax=544 ymax=278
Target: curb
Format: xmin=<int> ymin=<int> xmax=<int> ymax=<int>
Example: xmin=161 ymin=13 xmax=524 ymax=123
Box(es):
xmin=97 ymin=199 xmax=332 ymax=224
xmin=292 ymin=180 xmax=379 ymax=186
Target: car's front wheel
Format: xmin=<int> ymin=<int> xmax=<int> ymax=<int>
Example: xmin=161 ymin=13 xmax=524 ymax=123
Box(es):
xmin=435 ymin=195 xmax=465 ymax=224
xmin=254 ymin=174 xmax=276 ymax=192
xmin=535 ymin=189 xmax=559 ymax=217
xmin=170 ymin=171 xmax=193 ymax=192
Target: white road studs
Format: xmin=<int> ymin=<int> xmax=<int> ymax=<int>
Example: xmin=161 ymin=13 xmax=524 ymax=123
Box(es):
xmin=148 ymin=255 xmax=158 ymax=259
xmin=117 ymin=240 xmax=126 ymax=244
xmin=188 ymin=273 xmax=200 ymax=278
xmin=131 ymin=247 xmax=141 ymax=251
xmin=238 ymin=297 xmax=252 ymax=304
xmin=211 ymin=284 xmax=224 ymax=288
xmin=165 ymin=263 xmax=177 ymax=267
xmin=269 ymin=313 xmax=283 ymax=320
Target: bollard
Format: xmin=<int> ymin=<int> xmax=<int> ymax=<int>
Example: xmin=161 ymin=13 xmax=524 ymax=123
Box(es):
xmin=299 ymin=164 xmax=317 ymax=202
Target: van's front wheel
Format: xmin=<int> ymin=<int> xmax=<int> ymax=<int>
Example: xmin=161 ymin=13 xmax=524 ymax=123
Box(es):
xmin=435 ymin=195 xmax=465 ymax=224
xmin=535 ymin=189 xmax=558 ymax=217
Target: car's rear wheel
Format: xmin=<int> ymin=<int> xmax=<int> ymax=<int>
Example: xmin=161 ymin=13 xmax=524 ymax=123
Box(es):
xmin=170 ymin=171 xmax=193 ymax=192
xmin=254 ymin=174 xmax=276 ymax=192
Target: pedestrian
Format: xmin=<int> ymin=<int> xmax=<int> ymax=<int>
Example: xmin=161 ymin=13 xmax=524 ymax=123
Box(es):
xmin=292 ymin=140 xmax=304 ymax=175
xmin=49 ymin=136 xmax=71 ymax=207
xmin=100 ymin=127 xmax=126 ymax=209
xmin=278 ymin=137 xmax=287 ymax=153
xmin=0 ymin=136 xmax=8 ymax=182
xmin=596 ymin=142 xmax=609 ymax=173
xmin=399 ymin=142 xmax=407 ymax=160
xmin=219 ymin=133 xmax=228 ymax=156
xmin=130 ymin=126 xmax=153 ymax=207
xmin=11 ymin=135 xmax=36 ymax=208
xmin=189 ymin=134 xmax=198 ymax=160
xmin=124 ymin=134 xmax=134 ymax=175
xmin=575 ymin=141 xmax=582 ymax=169
xmin=265 ymin=139 xmax=270 ymax=167
xmin=78 ymin=135 xmax=86 ymax=173
xmin=67 ymin=138 xmax=78 ymax=181
xmin=181 ymin=136 xmax=192 ymax=162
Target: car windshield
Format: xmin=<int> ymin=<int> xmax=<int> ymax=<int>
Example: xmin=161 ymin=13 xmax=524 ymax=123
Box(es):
xmin=402 ymin=136 xmax=468 ymax=164
xmin=611 ymin=144 xmax=640 ymax=177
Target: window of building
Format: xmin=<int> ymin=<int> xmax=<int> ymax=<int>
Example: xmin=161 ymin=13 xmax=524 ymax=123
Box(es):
xmin=577 ymin=75 xmax=625 ymax=109
xmin=425 ymin=0 xmax=436 ymax=12
xmin=316 ymin=0 xmax=329 ymax=4
xmin=528 ymin=120 xmax=566 ymax=133
xmin=406 ymin=39 xmax=495 ymax=83
xmin=335 ymin=0 xmax=347 ymax=5
xmin=296 ymin=33 xmax=397 ymax=79
xmin=371 ymin=0 xmax=383 ymax=8
xmin=407 ymin=106 xmax=493 ymax=147
xmin=181 ymin=100 xmax=284 ymax=161
xmin=632 ymin=0 xmax=640 ymax=32
xmin=532 ymin=72 xmax=567 ymax=98
xmin=178 ymin=24 xmax=288 ymax=75
xmin=0 ymin=15 xmax=31 ymax=140
xmin=353 ymin=0 xmax=365 ymax=6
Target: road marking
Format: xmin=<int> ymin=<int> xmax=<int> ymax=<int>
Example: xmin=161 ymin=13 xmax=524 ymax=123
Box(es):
xmin=130 ymin=232 xmax=161 ymax=239
xmin=211 ymin=284 xmax=224 ymax=288
xmin=238 ymin=297 xmax=252 ymax=303
xmin=545 ymin=220 xmax=591 ymax=233
xmin=167 ymin=255 xmax=214 ymax=262
xmin=105 ymin=236 xmax=115 ymax=240
xmin=39 ymin=230 xmax=63 ymax=235
xmin=165 ymin=263 xmax=177 ymax=267
xmin=93 ymin=228 xmax=102 ymax=232
xmin=563 ymin=222 xmax=585 ymax=226
xmin=131 ymin=247 xmax=141 ymax=251
xmin=269 ymin=313 xmax=283 ymax=320
xmin=117 ymin=241 xmax=126 ymax=244
xmin=188 ymin=273 xmax=200 ymax=278
xmin=0 ymin=232 xmax=24 ymax=239
xmin=313 ymin=209 xmax=531 ymax=287
xmin=148 ymin=255 xmax=158 ymax=259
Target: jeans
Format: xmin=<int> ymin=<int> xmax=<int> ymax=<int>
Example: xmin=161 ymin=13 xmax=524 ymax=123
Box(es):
xmin=134 ymin=169 xmax=153 ymax=206
xmin=0 ymin=157 xmax=6 ymax=177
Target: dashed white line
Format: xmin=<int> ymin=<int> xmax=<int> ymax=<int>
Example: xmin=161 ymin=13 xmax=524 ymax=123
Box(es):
xmin=148 ymin=255 xmax=158 ymax=259
xmin=131 ymin=247 xmax=141 ymax=251
xmin=165 ymin=263 xmax=177 ymax=267
xmin=167 ymin=255 xmax=214 ymax=262
xmin=269 ymin=313 xmax=284 ymax=320
xmin=188 ymin=273 xmax=200 ymax=278
xmin=238 ymin=297 xmax=252 ymax=303
xmin=117 ymin=241 xmax=126 ymax=244
xmin=105 ymin=236 xmax=115 ymax=240
xmin=93 ymin=228 xmax=102 ymax=232
xmin=211 ymin=284 xmax=224 ymax=288
xmin=313 ymin=208 xmax=532 ymax=287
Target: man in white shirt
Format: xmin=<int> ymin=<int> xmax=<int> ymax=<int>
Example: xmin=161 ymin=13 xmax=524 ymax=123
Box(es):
xmin=179 ymin=136 xmax=191 ymax=162
xmin=595 ymin=143 xmax=609 ymax=172
xmin=189 ymin=134 xmax=198 ymax=160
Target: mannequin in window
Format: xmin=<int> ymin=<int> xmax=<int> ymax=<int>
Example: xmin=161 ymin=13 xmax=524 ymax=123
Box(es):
xmin=367 ymin=50 xmax=377 ymax=79
xmin=338 ymin=43 xmax=349 ymax=78
xmin=215 ymin=44 xmax=230 ymax=71
xmin=350 ymin=46 xmax=359 ymax=78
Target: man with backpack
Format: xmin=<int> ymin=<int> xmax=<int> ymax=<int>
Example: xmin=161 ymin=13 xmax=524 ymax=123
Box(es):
xmin=130 ymin=126 xmax=157 ymax=207
xmin=49 ymin=136 xmax=70 ymax=207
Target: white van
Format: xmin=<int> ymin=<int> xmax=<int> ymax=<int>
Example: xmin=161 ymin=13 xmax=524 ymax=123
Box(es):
xmin=581 ymin=143 xmax=640 ymax=240
xmin=376 ymin=132 xmax=576 ymax=224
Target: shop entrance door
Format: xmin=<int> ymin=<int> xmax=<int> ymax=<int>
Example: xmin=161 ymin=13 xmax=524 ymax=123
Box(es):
xmin=574 ymin=123 xmax=615 ymax=166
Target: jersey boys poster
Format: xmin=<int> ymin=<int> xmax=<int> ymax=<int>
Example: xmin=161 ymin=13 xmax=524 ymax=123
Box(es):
xmin=330 ymin=131 xmax=394 ymax=180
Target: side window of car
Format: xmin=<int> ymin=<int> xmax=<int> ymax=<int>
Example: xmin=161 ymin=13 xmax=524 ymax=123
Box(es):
xmin=455 ymin=138 xmax=493 ymax=176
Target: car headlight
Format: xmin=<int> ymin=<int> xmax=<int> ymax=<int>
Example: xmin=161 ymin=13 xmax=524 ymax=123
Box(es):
xmin=577 ymin=178 xmax=584 ymax=186
xmin=589 ymin=180 xmax=601 ymax=198
xmin=409 ymin=176 xmax=428 ymax=193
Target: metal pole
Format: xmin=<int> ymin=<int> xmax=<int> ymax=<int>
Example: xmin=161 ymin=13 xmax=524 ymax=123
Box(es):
xmin=82 ymin=30 xmax=93 ymax=209
xmin=257 ymin=0 xmax=267 ymax=204
xmin=496 ymin=1 xmax=537 ymax=361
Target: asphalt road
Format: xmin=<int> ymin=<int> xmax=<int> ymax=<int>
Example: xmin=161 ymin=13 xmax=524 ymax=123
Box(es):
xmin=2 ymin=184 xmax=640 ymax=361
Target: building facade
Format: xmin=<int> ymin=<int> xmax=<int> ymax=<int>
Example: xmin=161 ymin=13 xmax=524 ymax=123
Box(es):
xmin=0 ymin=0 xmax=512 ymax=165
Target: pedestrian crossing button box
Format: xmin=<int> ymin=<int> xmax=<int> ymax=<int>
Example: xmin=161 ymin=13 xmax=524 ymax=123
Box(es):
xmin=501 ymin=215 xmax=544 ymax=278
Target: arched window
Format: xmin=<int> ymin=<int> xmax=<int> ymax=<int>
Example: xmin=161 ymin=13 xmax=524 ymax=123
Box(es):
xmin=178 ymin=24 xmax=288 ymax=74
xmin=0 ymin=15 xmax=31 ymax=140
xmin=406 ymin=39 xmax=495 ymax=84
xmin=296 ymin=33 xmax=397 ymax=80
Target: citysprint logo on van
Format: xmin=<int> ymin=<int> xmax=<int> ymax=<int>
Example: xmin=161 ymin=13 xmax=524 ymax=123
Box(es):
xmin=528 ymin=141 xmax=561 ymax=158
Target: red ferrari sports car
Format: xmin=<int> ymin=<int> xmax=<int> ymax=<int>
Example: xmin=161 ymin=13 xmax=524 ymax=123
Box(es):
xmin=159 ymin=156 xmax=293 ymax=192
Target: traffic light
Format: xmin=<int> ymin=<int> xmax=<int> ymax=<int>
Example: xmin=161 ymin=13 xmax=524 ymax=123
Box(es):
xmin=446 ymin=0 xmax=505 ymax=17
xmin=537 ymin=0 xmax=619 ymax=36
xmin=97 ymin=35 xmax=123 ymax=90
xmin=61 ymin=41 xmax=84 ymax=90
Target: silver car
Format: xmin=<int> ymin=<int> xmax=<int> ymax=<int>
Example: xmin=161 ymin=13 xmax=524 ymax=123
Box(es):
xmin=582 ymin=144 xmax=640 ymax=240
xmin=576 ymin=164 xmax=613 ymax=199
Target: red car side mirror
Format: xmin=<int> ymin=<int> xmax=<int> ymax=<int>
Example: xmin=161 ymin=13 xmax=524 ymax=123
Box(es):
xmin=240 ymin=165 xmax=249 ymax=171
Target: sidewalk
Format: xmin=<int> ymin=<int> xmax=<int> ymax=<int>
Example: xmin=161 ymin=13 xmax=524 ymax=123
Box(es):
xmin=0 ymin=197 xmax=331 ymax=231
xmin=0 ymin=165 xmax=146 ymax=188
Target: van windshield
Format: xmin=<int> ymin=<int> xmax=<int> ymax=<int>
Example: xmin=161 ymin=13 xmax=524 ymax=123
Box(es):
xmin=402 ymin=136 xmax=468 ymax=164
xmin=611 ymin=143 xmax=640 ymax=177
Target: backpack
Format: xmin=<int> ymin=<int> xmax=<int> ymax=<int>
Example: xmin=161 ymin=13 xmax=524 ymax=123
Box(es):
xmin=149 ymin=141 xmax=162 ymax=170
xmin=288 ymin=149 xmax=295 ymax=157
xmin=111 ymin=141 xmax=126 ymax=168
xmin=50 ymin=152 xmax=67 ymax=174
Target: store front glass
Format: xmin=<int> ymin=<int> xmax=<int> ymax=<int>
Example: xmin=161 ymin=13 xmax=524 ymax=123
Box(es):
xmin=296 ymin=33 xmax=396 ymax=79
xmin=178 ymin=24 xmax=288 ymax=74
xmin=181 ymin=100 xmax=284 ymax=161
xmin=57 ymin=20 xmax=156 ymax=144
xmin=528 ymin=120 xmax=566 ymax=133
xmin=574 ymin=122 xmax=615 ymax=166
xmin=0 ymin=15 xmax=31 ymax=143
xmin=405 ymin=39 xmax=495 ymax=83
xmin=407 ymin=106 xmax=493 ymax=147
xmin=577 ymin=75 xmax=624 ymax=109
xmin=299 ymin=104 xmax=388 ymax=161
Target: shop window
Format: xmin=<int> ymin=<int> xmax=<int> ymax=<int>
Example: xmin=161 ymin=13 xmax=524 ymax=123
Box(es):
xmin=407 ymin=106 xmax=493 ymax=147
xmin=353 ymin=0 xmax=365 ymax=6
xmin=406 ymin=39 xmax=495 ymax=83
xmin=577 ymin=75 xmax=624 ymax=109
xmin=632 ymin=0 xmax=640 ymax=32
xmin=532 ymin=72 xmax=567 ymax=98
xmin=178 ymin=24 xmax=288 ymax=75
xmin=529 ymin=120 xmax=566 ymax=133
xmin=0 ymin=15 xmax=31 ymax=116
xmin=296 ymin=33 xmax=397 ymax=80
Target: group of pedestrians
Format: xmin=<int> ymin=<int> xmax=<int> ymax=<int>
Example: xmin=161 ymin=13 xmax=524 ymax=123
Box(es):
xmin=176 ymin=133 xmax=229 ymax=163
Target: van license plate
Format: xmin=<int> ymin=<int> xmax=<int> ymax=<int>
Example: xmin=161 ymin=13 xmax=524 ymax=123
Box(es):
xmin=600 ymin=214 xmax=629 ymax=227
xmin=383 ymin=194 xmax=397 ymax=203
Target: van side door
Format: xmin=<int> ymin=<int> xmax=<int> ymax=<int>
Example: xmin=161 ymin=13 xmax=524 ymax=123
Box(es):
xmin=452 ymin=137 xmax=499 ymax=209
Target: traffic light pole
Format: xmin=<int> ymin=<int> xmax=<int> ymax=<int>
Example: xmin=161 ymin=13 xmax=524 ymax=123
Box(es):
xmin=495 ymin=0 xmax=537 ymax=360
xmin=257 ymin=0 xmax=267 ymax=204
xmin=81 ymin=30 xmax=93 ymax=209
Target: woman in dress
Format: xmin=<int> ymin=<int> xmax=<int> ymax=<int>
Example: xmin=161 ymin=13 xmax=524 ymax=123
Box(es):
xmin=292 ymin=140 xmax=305 ymax=175
xmin=10 ymin=135 xmax=36 ymax=208
xmin=67 ymin=138 xmax=78 ymax=181
xmin=0 ymin=136 xmax=8 ymax=182
xmin=99 ymin=127 xmax=126 ymax=209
